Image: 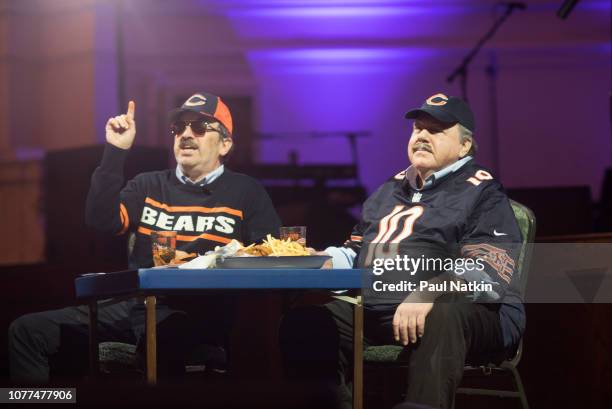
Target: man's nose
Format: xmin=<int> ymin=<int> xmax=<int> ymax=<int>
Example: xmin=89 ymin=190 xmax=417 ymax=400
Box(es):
xmin=416 ymin=135 xmax=431 ymax=144
xmin=414 ymin=126 xmax=429 ymax=136
xmin=179 ymin=124 xmax=195 ymax=138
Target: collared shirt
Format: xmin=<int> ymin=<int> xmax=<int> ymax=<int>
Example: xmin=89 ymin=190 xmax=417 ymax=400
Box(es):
xmin=405 ymin=156 xmax=473 ymax=191
xmin=175 ymin=164 xmax=224 ymax=187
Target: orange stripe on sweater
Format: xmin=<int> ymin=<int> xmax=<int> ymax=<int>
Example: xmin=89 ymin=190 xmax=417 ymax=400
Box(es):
xmin=117 ymin=203 xmax=129 ymax=235
xmin=144 ymin=197 xmax=243 ymax=219
xmin=137 ymin=226 xmax=232 ymax=245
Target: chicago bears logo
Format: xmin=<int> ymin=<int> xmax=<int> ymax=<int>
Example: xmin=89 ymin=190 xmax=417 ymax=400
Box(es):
xmin=425 ymin=93 xmax=449 ymax=106
xmin=184 ymin=94 xmax=207 ymax=107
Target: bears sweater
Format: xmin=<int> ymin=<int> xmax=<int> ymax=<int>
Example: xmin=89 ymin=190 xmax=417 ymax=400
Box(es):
xmin=86 ymin=143 xmax=281 ymax=268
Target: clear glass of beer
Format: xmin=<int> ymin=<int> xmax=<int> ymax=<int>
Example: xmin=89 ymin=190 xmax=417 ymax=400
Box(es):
xmin=279 ymin=226 xmax=307 ymax=246
xmin=151 ymin=231 xmax=177 ymax=266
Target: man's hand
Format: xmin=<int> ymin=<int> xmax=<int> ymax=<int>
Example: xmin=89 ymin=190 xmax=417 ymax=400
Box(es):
xmin=306 ymin=248 xmax=333 ymax=269
xmin=106 ymin=101 xmax=136 ymax=150
xmin=393 ymin=301 xmax=433 ymax=345
xmin=170 ymin=250 xmax=197 ymax=265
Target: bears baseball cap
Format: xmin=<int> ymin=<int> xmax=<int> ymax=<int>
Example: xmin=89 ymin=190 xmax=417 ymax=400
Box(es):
xmin=405 ymin=93 xmax=475 ymax=132
xmin=169 ymin=92 xmax=233 ymax=135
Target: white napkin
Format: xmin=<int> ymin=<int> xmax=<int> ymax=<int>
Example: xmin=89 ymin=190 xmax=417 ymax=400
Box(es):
xmin=177 ymin=239 xmax=243 ymax=269
xmin=177 ymin=254 xmax=217 ymax=269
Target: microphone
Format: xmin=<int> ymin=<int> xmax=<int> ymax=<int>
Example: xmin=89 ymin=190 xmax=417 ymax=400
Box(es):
xmin=557 ymin=0 xmax=579 ymax=19
xmin=503 ymin=2 xmax=527 ymax=10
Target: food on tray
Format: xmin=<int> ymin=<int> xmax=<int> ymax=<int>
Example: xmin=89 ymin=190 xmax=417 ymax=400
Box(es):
xmin=238 ymin=234 xmax=309 ymax=257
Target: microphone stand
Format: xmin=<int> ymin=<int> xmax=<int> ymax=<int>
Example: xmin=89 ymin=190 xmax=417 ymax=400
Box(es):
xmin=446 ymin=3 xmax=525 ymax=101
xmin=446 ymin=2 xmax=525 ymax=180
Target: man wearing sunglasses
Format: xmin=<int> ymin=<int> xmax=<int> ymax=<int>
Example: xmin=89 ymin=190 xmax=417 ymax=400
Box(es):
xmin=9 ymin=92 xmax=281 ymax=383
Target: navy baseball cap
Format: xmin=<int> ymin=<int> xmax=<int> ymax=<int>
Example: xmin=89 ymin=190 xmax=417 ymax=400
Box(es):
xmin=405 ymin=93 xmax=475 ymax=132
xmin=169 ymin=92 xmax=233 ymax=135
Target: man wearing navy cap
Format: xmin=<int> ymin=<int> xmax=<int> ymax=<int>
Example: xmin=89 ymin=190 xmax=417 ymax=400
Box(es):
xmin=9 ymin=93 xmax=281 ymax=383
xmin=280 ymin=93 xmax=524 ymax=409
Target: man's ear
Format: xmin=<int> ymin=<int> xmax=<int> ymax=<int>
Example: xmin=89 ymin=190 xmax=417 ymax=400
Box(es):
xmin=220 ymin=137 xmax=233 ymax=157
xmin=459 ymin=137 xmax=472 ymax=158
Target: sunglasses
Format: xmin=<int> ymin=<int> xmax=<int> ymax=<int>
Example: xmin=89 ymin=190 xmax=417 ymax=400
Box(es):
xmin=170 ymin=120 xmax=221 ymax=136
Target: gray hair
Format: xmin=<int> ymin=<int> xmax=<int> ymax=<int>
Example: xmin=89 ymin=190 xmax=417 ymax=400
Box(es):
xmin=216 ymin=123 xmax=231 ymax=140
xmin=217 ymin=123 xmax=233 ymax=163
xmin=459 ymin=124 xmax=477 ymax=157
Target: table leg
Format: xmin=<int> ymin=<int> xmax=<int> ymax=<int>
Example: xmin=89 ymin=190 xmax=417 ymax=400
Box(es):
xmin=353 ymin=294 xmax=363 ymax=409
xmin=145 ymin=295 xmax=157 ymax=384
xmin=88 ymin=300 xmax=99 ymax=378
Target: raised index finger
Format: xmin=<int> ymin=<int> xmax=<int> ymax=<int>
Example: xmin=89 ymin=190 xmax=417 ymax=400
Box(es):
xmin=126 ymin=100 xmax=135 ymax=119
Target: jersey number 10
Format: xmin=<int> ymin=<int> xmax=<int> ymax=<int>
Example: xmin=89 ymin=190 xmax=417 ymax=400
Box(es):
xmin=363 ymin=205 xmax=424 ymax=266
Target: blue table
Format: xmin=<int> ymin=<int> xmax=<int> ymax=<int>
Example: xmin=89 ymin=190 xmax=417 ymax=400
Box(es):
xmin=76 ymin=268 xmax=365 ymax=409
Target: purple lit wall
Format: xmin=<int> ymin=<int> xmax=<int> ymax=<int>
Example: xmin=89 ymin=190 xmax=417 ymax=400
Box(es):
xmin=219 ymin=0 xmax=611 ymax=196
xmin=246 ymin=47 xmax=440 ymax=191
xmin=2 ymin=0 xmax=611 ymax=198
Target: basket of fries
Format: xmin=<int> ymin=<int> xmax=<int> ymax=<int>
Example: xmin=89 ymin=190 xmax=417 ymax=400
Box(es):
xmin=238 ymin=235 xmax=309 ymax=257
xmin=218 ymin=235 xmax=330 ymax=269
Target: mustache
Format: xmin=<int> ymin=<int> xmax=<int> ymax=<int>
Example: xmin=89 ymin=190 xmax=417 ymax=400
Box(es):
xmin=179 ymin=139 xmax=198 ymax=149
xmin=413 ymin=142 xmax=432 ymax=153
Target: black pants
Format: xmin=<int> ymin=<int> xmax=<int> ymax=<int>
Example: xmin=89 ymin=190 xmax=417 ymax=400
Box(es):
xmin=8 ymin=295 xmax=234 ymax=384
xmin=279 ymin=294 xmax=509 ymax=409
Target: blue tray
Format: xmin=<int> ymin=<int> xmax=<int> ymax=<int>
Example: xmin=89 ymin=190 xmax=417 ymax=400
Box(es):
xmin=217 ymin=255 xmax=331 ymax=269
